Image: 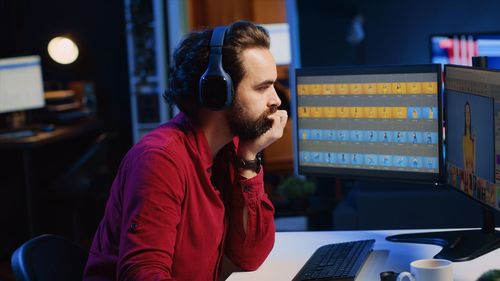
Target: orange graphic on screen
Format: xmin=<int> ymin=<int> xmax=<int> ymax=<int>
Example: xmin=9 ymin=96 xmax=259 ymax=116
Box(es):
xmin=422 ymin=82 xmax=437 ymax=94
xmin=351 ymin=107 xmax=363 ymax=118
xmin=298 ymin=106 xmax=310 ymax=117
xmin=407 ymin=82 xmax=421 ymax=94
xmin=323 ymin=107 xmax=336 ymax=118
xmin=392 ymin=82 xmax=406 ymax=94
xmin=322 ymin=84 xmax=335 ymax=95
xmin=311 ymin=84 xmax=322 ymax=95
xmin=297 ymin=84 xmax=308 ymax=95
xmin=310 ymin=107 xmax=323 ymax=118
xmin=365 ymin=107 xmax=377 ymax=118
xmin=337 ymin=107 xmax=350 ymax=118
xmin=349 ymin=83 xmax=362 ymax=95
xmin=378 ymin=107 xmax=393 ymax=118
xmin=362 ymin=83 xmax=377 ymax=94
xmin=377 ymin=83 xmax=391 ymax=94
xmin=335 ymin=84 xmax=349 ymax=94
xmin=394 ymin=107 xmax=407 ymax=119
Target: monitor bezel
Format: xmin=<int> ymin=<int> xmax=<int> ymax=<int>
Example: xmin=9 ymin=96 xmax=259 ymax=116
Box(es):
xmin=294 ymin=64 xmax=444 ymax=184
xmin=444 ymin=64 xmax=500 ymax=214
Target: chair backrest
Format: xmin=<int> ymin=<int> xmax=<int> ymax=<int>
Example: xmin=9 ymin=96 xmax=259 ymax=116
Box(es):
xmin=11 ymin=234 xmax=88 ymax=281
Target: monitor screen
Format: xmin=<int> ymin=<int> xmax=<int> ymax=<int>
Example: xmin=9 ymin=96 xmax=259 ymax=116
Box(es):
xmin=431 ymin=33 xmax=500 ymax=67
xmin=0 ymin=55 xmax=45 ymax=114
xmin=445 ymin=65 xmax=500 ymax=212
xmin=295 ymin=64 xmax=443 ymax=183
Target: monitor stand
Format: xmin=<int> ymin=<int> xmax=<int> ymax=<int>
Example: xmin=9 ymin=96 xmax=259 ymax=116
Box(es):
xmin=386 ymin=209 xmax=500 ymax=262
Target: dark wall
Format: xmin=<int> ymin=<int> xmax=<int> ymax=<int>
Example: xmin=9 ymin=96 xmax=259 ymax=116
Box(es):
xmin=0 ymin=0 xmax=132 ymax=153
xmin=298 ymin=0 xmax=500 ymax=66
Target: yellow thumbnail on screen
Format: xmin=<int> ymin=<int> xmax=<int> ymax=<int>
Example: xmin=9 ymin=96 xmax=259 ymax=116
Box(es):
xmin=322 ymin=84 xmax=336 ymax=95
xmin=350 ymin=107 xmax=364 ymax=118
xmin=407 ymin=82 xmax=422 ymax=94
xmin=365 ymin=107 xmax=378 ymax=118
xmin=378 ymin=107 xmax=393 ymax=118
xmin=323 ymin=107 xmax=337 ymax=118
xmin=349 ymin=83 xmax=362 ymax=95
xmin=337 ymin=107 xmax=350 ymax=118
xmin=376 ymin=83 xmax=392 ymax=94
xmin=310 ymin=84 xmax=322 ymax=95
xmin=310 ymin=106 xmax=323 ymax=117
xmin=298 ymin=106 xmax=310 ymax=117
xmin=335 ymin=83 xmax=349 ymax=95
xmin=422 ymin=82 xmax=438 ymax=94
xmin=362 ymin=83 xmax=377 ymax=94
xmin=394 ymin=107 xmax=408 ymax=119
xmin=392 ymin=82 xmax=407 ymax=94
xmin=297 ymin=84 xmax=308 ymax=95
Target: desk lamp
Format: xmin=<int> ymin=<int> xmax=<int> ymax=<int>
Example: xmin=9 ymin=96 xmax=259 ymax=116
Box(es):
xmin=47 ymin=36 xmax=79 ymax=65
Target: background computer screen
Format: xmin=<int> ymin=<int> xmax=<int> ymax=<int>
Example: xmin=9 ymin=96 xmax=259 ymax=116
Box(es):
xmin=431 ymin=33 xmax=500 ymax=67
xmin=295 ymin=64 xmax=443 ymax=182
xmin=445 ymin=65 xmax=500 ymax=212
xmin=0 ymin=55 xmax=45 ymax=114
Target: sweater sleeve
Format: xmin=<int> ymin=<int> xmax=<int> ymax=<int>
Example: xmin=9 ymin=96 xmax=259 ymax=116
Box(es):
xmin=117 ymin=148 xmax=184 ymax=280
xmin=224 ymin=165 xmax=275 ymax=271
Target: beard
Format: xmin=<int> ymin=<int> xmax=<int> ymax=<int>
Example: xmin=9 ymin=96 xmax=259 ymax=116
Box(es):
xmin=226 ymin=99 xmax=278 ymax=141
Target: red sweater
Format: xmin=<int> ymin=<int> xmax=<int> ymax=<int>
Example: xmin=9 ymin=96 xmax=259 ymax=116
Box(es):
xmin=83 ymin=113 xmax=275 ymax=281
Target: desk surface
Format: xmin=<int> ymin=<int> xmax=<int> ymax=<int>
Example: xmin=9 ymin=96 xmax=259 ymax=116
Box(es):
xmin=0 ymin=119 xmax=99 ymax=149
xmin=227 ymin=229 xmax=500 ymax=281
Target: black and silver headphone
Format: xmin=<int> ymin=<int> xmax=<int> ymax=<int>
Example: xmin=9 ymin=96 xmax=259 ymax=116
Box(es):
xmin=198 ymin=26 xmax=234 ymax=110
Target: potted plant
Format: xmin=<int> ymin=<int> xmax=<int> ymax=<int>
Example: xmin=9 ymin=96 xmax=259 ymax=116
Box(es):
xmin=277 ymin=176 xmax=316 ymax=212
xmin=478 ymin=269 xmax=500 ymax=281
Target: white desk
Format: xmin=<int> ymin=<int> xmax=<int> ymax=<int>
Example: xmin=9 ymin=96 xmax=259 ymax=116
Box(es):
xmin=227 ymin=229 xmax=500 ymax=281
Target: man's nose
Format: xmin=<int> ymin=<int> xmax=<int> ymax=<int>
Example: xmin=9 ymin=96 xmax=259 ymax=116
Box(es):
xmin=269 ymin=87 xmax=281 ymax=108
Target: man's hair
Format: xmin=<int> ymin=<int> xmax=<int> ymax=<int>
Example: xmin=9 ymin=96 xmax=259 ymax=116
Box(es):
xmin=164 ymin=20 xmax=270 ymax=118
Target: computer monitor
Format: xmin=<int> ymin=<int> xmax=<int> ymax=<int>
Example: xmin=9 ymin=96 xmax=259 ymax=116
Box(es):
xmin=430 ymin=33 xmax=500 ymax=68
xmin=387 ymin=65 xmax=500 ymax=262
xmin=294 ymin=64 xmax=443 ymax=183
xmin=0 ymin=55 xmax=45 ymax=114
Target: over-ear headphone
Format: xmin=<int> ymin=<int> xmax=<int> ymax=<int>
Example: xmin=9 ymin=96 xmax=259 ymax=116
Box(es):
xmin=198 ymin=26 xmax=234 ymax=110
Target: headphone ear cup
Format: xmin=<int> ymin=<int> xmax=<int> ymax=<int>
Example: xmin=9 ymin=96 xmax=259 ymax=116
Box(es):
xmin=199 ymin=72 xmax=233 ymax=110
xmin=198 ymin=26 xmax=233 ymax=110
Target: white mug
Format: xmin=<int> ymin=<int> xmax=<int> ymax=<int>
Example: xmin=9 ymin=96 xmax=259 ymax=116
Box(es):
xmin=396 ymin=259 xmax=453 ymax=281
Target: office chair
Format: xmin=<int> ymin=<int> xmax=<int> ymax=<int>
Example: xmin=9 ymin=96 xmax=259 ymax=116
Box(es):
xmin=11 ymin=234 xmax=88 ymax=281
xmin=47 ymin=132 xmax=115 ymax=240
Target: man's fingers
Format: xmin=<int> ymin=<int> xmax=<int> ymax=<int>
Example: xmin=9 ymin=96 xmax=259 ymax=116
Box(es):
xmin=269 ymin=110 xmax=288 ymax=128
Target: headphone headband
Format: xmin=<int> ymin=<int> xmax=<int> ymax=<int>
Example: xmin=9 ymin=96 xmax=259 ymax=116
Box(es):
xmin=198 ymin=26 xmax=234 ymax=110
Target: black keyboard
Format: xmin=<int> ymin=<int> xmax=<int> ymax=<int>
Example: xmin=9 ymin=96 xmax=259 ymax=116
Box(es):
xmin=292 ymin=239 xmax=375 ymax=281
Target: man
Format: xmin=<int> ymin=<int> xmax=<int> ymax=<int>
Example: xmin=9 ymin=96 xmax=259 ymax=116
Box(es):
xmin=83 ymin=21 xmax=287 ymax=280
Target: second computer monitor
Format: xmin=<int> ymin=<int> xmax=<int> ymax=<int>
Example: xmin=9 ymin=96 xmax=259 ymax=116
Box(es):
xmin=295 ymin=64 xmax=443 ymax=183
xmin=445 ymin=65 xmax=500 ymax=212
xmin=0 ymin=55 xmax=45 ymax=114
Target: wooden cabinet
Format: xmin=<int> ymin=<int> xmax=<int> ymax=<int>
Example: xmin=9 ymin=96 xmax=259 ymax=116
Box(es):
xmin=187 ymin=0 xmax=286 ymax=30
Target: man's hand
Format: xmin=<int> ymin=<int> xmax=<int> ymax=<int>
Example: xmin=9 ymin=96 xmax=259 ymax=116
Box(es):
xmin=237 ymin=109 xmax=288 ymax=160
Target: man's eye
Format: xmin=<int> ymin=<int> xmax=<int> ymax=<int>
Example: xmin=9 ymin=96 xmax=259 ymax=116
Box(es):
xmin=257 ymin=84 xmax=272 ymax=92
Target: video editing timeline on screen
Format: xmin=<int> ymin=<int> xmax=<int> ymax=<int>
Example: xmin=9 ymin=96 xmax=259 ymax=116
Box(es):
xmin=297 ymin=72 xmax=439 ymax=173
